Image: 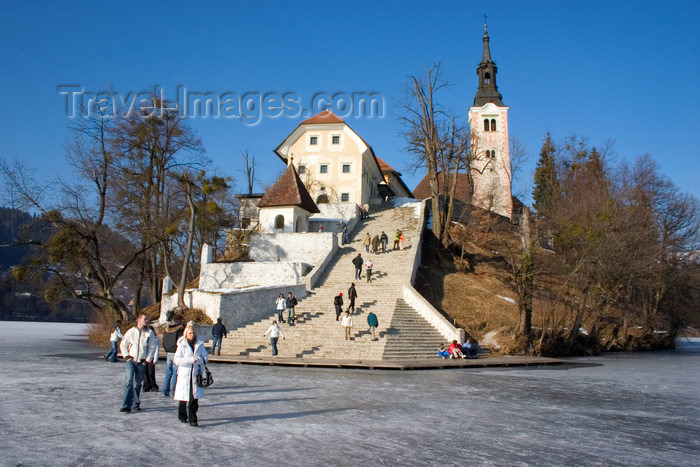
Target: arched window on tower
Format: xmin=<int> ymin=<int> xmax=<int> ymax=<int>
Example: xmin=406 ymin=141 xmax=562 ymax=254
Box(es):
xmin=484 ymin=119 xmax=489 ymax=131
xmin=491 ymin=150 xmax=496 ymax=160
xmin=485 ymin=150 xmax=491 ymax=159
xmin=490 ymin=119 xmax=497 ymax=131
xmin=274 ymin=215 xmax=284 ymax=230
xmin=484 ymin=72 xmax=491 ymax=84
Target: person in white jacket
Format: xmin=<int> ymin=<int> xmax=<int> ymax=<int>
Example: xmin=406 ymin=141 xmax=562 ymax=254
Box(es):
xmin=119 ymin=314 xmax=157 ymax=413
xmin=275 ymin=294 xmax=286 ymax=323
xmin=263 ymin=320 xmax=285 ymax=357
xmin=174 ymin=324 xmax=209 ymax=426
xmin=340 ymin=311 xmax=353 ymax=340
xmin=104 ymin=322 xmax=123 ymax=362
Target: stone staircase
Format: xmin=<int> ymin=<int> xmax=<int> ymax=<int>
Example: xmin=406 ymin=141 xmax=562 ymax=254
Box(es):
xmin=218 ymin=202 xmax=449 ymax=360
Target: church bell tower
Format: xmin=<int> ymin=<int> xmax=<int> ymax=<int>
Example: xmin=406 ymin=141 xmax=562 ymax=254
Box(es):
xmin=468 ymin=22 xmax=513 ymax=219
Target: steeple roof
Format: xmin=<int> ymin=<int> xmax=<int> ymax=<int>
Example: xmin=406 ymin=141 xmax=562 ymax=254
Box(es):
xmin=258 ymin=163 xmax=320 ymax=214
xmin=473 ymin=24 xmax=504 ymax=107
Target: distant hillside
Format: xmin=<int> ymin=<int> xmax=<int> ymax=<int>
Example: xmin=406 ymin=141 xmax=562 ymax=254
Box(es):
xmin=0 ymin=207 xmax=91 ymax=322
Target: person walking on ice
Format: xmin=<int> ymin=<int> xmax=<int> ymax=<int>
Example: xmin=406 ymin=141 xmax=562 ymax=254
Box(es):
xmin=263 ymin=320 xmax=285 ymax=357
xmin=174 ymin=323 xmax=209 ymax=427
xmin=119 ymin=313 xmax=157 ymax=413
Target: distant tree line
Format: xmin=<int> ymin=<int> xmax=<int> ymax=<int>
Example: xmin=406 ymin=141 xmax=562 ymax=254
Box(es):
xmin=0 ymin=207 xmax=90 ymax=321
xmin=0 ymin=93 xmax=238 ymax=324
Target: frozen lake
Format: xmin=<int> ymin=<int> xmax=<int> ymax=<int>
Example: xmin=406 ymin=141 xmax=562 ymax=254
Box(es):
xmin=1 ymin=322 xmax=699 ymax=466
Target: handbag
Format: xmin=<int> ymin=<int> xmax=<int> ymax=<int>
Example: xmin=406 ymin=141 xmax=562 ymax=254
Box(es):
xmin=196 ymin=365 xmax=213 ymax=388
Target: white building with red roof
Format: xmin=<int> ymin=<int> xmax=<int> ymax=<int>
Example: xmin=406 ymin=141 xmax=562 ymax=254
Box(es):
xmin=274 ymin=110 xmax=412 ymax=207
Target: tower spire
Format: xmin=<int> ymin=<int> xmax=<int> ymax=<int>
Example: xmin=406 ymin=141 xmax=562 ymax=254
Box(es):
xmin=473 ymin=21 xmax=503 ymax=107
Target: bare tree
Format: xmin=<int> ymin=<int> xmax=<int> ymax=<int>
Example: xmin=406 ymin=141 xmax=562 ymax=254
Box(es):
xmin=239 ymin=150 xmax=256 ymax=195
xmin=402 ymin=64 xmax=490 ymax=247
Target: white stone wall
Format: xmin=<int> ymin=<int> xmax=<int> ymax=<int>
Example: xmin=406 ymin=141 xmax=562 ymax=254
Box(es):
xmin=199 ymin=261 xmax=308 ymax=290
xmin=249 ymin=231 xmax=335 ymax=263
xmin=404 ymin=198 xmax=464 ymax=343
xmin=159 ymin=283 xmax=307 ymax=330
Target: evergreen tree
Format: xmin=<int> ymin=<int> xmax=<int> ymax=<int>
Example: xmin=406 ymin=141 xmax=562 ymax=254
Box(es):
xmin=532 ymin=133 xmax=558 ymax=218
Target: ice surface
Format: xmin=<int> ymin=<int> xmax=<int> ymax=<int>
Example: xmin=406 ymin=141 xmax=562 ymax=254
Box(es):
xmin=1 ymin=322 xmax=699 ymax=466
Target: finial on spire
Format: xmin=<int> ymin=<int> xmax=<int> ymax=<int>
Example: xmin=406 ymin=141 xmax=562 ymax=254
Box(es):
xmin=483 ymin=14 xmax=488 ymax=32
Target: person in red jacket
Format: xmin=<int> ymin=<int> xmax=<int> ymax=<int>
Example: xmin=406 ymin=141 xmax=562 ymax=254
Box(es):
xmin=448 ymin=340 xmax=466 ymax=359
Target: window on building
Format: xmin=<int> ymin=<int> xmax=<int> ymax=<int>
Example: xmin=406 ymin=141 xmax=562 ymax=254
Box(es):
xmin=274 ymin=215 xmax=284 ymax=230
xmin=484 ymin=72 xmax=491 ymax=84
xmin=298 ymin=165 xmax=306 ymax=174
xmin=490 ymin=119 xmax=497 ymax=131
xmin=342 ymin=164 xmax=350 ymax=173
xmin=485 ymin=150 xmax=491 ymax=159
xmin=309 ymin=136 xmax=318 ymax=145
xmin=332 ymin=135 xmax=340 ymax=144
xmin=320 ymin=164 xmax=328 ymax=174
xmin=341 ymin=193 xmax=350 ymax=202
xmin=491 ymin=150 xmax=496 ymax=159
xmin=484 ymin=119 xmax=489 ymax=131
xmin=316 ymin=194 xmax=329 ymax=204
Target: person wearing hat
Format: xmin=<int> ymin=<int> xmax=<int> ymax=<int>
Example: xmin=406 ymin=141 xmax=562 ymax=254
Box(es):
xmin=334 ymin=292 xmax=344 ymax=321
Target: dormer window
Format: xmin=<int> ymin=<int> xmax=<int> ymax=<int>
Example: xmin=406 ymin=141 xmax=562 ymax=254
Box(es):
xmin=309 ymin=136 xmax=318 ymax=145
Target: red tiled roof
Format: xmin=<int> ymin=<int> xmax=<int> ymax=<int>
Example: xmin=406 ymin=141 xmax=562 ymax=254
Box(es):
xmin=375 ymin=156 xmax=396 ymax=173
xmin=258 ymin=164 xmax=320 ymax=213
xmin=413 ymin=172 xmax=472 ymax=203
xmin=301 ymin=110 xmax=345 ymax=125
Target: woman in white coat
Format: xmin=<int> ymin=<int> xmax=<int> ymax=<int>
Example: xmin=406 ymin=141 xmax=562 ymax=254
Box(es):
xmin=173 ymin=324 xmax=208 ymax=427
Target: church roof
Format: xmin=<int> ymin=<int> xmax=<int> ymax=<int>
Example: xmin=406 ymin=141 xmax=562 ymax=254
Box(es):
xmin=258 ymin=164 xmax=320 ymax=214
xmin=301 ymin=110 xmax=345 ymax=125
xmin=473 ymin=26 xmax=504 ymax=107
xmin=376 ymin=156 xmax=399 ymax=175
xmin=413 ymin=172 xmax=472 ymax=204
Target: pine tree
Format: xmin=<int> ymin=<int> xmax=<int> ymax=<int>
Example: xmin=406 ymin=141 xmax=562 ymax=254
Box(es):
xmin=532 ymin=133 xmax=559 ymax=218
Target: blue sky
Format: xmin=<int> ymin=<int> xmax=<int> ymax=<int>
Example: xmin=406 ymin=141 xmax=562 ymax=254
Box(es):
xmin=1 ymin=1 xmax=698 ymax=205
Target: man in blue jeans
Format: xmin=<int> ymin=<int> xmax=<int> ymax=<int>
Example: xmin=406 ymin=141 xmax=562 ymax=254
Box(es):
xmin=119 ymin=313 xmax=157 ymax=413
xmin=161 ymin=314 xmax=184 ymax=397
xmin=211 ymin=317 xmax=227 ymax=356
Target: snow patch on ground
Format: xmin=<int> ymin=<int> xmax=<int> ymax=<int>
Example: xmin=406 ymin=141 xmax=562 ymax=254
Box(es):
xmin=497 ymin=294 xmax=516 ymax=304
xmin=391 ymin=197 xmax=421 ymax=218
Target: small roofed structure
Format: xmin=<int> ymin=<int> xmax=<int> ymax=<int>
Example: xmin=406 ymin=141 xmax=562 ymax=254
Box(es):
xmin=258 ymin=163 xmax=320 ymax=233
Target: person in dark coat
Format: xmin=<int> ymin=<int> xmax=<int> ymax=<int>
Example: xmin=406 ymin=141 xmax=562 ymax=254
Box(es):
xmin=352 ymin=254 xmax=363 ymax=280
xmin=371 ymin=235 xmax=380 ymax=254
xmin=380 ymin=231 xmax=389 ymax=253
xmin=347 ymin=283 xmax=357 ymax=312
xmin=211 ymin=317 xmax=227 ymax=356
xmin=334 ymin=293 xmax=344 ymax=321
